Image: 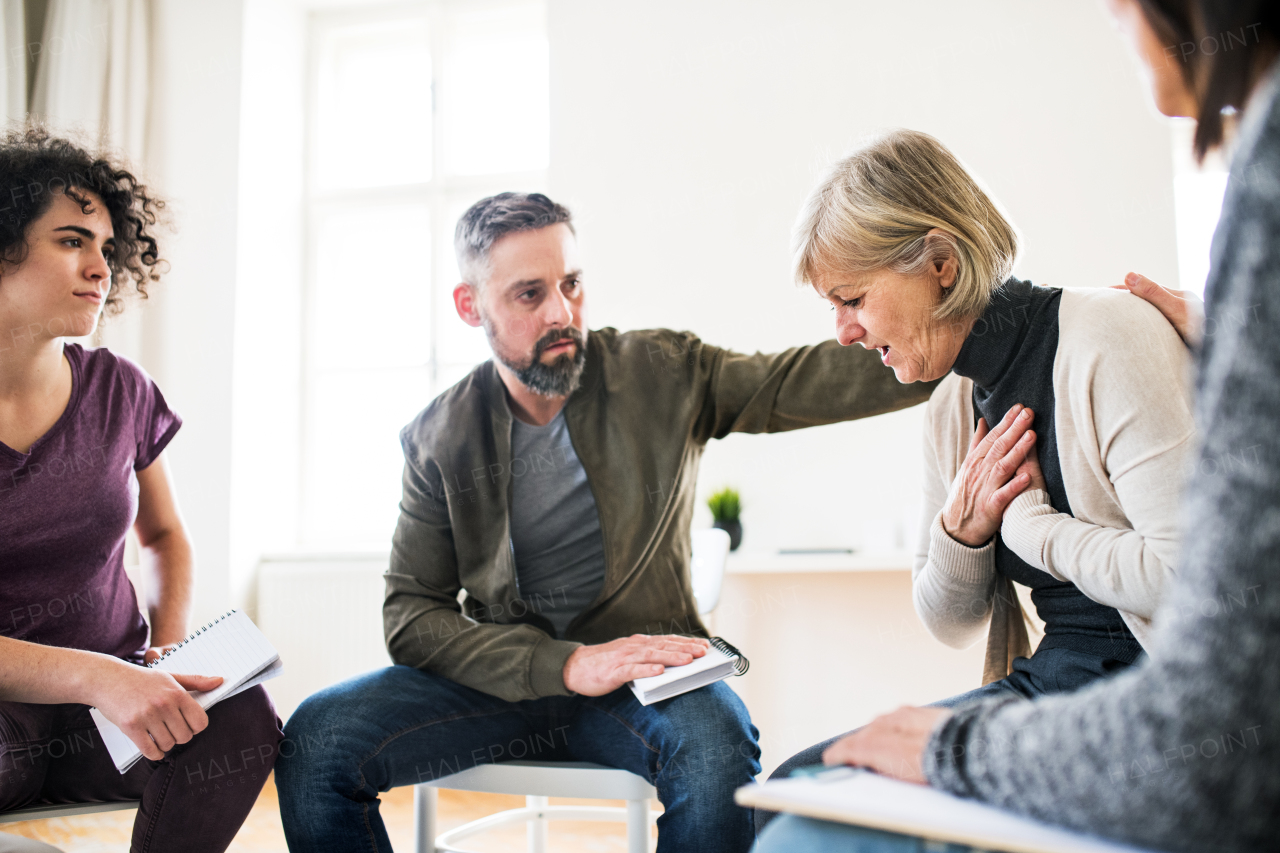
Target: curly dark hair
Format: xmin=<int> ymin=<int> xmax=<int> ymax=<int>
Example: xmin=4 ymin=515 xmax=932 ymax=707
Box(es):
xmin=0 ymin=126 xmax=166 ymax=314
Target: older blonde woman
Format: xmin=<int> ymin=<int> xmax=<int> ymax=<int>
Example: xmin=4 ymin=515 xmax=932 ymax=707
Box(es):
xmin=760 ymin=128 xmax=1194 ymax=804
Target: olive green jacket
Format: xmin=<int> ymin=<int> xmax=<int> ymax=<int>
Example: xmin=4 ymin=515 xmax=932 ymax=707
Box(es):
xmin=383 ymin=327 xmax=935 ymax=702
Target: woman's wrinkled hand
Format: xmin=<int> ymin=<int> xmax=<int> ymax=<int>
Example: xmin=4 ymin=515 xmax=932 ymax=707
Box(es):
xmin=822 ymin=706 xmax=952 ymax=785
xmin=1113 ymin=272 xmax=1204 ymax=347
xmin=1015 ymin=437 xmax=1048 ymax=495
xmin=942 ymin=404 xmax=1038 ymax=547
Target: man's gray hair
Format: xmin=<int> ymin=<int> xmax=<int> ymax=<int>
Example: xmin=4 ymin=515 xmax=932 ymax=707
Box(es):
xmin=454 ymin=192 xmax=575 ymax=286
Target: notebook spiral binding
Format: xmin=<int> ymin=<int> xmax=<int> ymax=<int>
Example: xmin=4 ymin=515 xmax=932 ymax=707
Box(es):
xmin=710 ymin=636 xmax=750 ymax=676
xmin=147 ymin=609 xmax=238 ymax=668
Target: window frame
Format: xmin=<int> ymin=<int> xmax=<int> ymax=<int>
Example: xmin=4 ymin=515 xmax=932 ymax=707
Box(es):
xmin=298 ymin=0 xmax=548 ymax=550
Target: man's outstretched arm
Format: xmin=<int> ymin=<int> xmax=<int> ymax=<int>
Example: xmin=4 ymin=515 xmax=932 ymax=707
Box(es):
xmin=691 ymin=337 xmax=938 ymax=443
xmin=685 ymin=271 xmax=1193 ymax=445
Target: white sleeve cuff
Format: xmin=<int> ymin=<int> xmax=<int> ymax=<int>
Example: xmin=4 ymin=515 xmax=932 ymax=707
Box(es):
xmin=1000 ymin=489 xmax=1062 ymax=576
xmin=928 ymin=512 xmax=996 ymax=584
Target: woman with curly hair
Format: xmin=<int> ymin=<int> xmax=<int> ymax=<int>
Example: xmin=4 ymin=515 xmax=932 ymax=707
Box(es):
xmin=0 ymin=129 xmax=282 ymax=850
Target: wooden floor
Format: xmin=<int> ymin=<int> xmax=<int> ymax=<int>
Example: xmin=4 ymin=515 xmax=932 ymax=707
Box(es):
xmin=2 ymin=774 xmax=656 ymax=852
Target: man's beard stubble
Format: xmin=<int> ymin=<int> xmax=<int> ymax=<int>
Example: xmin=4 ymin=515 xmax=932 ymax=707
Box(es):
xmin=482 ymin=319 xmax=587 ymax=398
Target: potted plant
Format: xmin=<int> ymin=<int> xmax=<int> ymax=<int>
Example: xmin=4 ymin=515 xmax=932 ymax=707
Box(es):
xmin=707 ymin=487 xmax=743 ymax=551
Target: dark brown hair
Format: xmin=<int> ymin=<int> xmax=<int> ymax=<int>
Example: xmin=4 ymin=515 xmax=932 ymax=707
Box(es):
xmin=1137 ymin=0 xmax=1279 ymax=160
xmin=0 ymin=126 xmax=167 ymax=314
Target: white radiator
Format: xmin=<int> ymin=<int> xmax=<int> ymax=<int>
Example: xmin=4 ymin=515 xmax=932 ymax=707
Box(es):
xmin=256 ymin=554 xmax=392 ymax=722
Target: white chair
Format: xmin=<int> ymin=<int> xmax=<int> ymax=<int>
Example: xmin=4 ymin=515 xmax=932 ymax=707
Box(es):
xmin=690 ymin=527 xmax=731 ymax=613
xmin=412 ymin=528 xmax=733 ymax=853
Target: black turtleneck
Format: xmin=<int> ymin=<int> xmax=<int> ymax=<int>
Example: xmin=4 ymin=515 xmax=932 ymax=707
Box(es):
xmin=950 ymin=278 xmax=1142 ymax=666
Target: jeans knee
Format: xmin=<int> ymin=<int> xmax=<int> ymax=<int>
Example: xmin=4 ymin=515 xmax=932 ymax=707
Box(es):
xmin=714 ymin=722 xmax=762 ymax=778
xmin=698 ymin=685 xmax=759 ymax=758
xmin=659 ymin=685 xmax=761 ymax=786
xmin=277 ymin=697 xmax=349 ymax=783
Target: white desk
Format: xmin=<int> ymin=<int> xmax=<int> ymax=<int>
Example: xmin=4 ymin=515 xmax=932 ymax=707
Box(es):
xmin=709 ymin=553 xmax=985 ymax=777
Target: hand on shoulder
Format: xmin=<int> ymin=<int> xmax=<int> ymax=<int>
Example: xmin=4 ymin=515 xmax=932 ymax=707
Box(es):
xmin=1112 ymin=272 xmax=1204 ymax=347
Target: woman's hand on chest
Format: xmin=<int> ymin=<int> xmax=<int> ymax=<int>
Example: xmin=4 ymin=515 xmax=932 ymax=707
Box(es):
xmin=942 ymin=404 xmax=1040 ymax=547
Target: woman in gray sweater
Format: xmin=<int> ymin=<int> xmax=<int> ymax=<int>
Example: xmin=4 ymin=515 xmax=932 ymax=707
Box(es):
xmin=754 ymin=0 xmax=1280 ymax=850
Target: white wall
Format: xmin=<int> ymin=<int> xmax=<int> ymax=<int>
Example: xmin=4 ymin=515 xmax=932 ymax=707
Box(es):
xmin=122 ymin=0 xmax=299 ymax=623
xmin=142 ymin=0 xmax=246 ymax=624
xmin=231 ymin=0 xmax=308 ymax=614
xmin=547 ymin=0 xmax=1180 ymax=554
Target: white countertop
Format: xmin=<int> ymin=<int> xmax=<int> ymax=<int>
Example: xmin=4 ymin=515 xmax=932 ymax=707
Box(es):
xmin=725 ymin=549 xmax=913 ymax=574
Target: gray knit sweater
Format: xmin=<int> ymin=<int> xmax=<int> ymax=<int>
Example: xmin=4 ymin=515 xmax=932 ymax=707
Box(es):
xmin=923 ymin=59 xmax=1280 ymax=853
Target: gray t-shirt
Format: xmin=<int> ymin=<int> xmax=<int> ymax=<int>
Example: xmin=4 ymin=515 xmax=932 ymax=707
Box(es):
xmin=509 ymin=411 xmax=606 ymax=638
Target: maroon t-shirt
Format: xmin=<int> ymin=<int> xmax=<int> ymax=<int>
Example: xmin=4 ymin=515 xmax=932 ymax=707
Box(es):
xmin=0 ymin=344 xmax=180 ymax=661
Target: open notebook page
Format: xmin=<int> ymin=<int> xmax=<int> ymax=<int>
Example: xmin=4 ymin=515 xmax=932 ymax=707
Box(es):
xmin=90 ymin=611 xmax=281 ymax=773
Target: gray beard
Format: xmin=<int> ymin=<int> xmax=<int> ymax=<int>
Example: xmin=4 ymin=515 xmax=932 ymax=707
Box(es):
xmin=483 ymin=321 xmax=586 ymax=398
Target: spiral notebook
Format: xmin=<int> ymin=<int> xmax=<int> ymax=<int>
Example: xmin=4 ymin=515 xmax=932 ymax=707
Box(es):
xmin=90 ymin=610 xmax=283 ymax=773
xmin=629 ymin=637 xmax=749 ymax=705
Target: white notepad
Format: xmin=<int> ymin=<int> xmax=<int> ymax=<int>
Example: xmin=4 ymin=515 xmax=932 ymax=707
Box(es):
xmin=735 ymin=767 xmax=1164 ymax=853
xmin=629 ymin=637 xmax=749 ymax=706
xmin=90 ymin=610 xmax=283 ymax=773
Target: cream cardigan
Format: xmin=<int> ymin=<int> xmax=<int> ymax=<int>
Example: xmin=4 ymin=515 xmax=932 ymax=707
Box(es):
xmin=911 ymin=287 xmax=1194 ymax=684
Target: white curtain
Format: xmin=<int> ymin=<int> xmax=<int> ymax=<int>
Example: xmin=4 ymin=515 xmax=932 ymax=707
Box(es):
xmin=1 ymin=0 xmax=24 ymax=122
xmin=28 ymin=0 xmax=152 ymax=359
xmin=30 ymin=0 xmax=149 ymax=161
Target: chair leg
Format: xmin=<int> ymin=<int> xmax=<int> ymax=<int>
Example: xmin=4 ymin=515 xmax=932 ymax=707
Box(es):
xmin=413 ymin=785 xmax=437 ymax=853
xmin=626 ymin=797 xmax=651 ymax=853
xmin=526 ymin=794 xmax=548 ymax=853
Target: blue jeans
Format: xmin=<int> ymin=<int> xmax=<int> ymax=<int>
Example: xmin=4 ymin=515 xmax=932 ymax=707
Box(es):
xmin=755 ymin=815 xmax=975 ymax=853
xmin=275 ymin=665 xmax=761 ymax=853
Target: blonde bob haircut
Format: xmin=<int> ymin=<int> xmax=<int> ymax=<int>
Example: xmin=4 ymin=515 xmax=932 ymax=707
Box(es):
xmin=793 ymin=129 xmax=1021 ymax=322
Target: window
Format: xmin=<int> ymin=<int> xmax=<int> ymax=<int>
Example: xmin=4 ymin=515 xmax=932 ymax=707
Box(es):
xmin=1171 ymin=118 xmax=1229 ymax=298
xmin=301 ymin=0 xmax=549 ymax=549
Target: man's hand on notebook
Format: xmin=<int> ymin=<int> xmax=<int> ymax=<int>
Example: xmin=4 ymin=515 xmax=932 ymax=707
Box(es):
xmin=90 ymin=658 xmax=224 ymax=761
xmin=822 ymin=705 xmax=952 ymax=785
xmin=564 ymin=634 xmax=709 ymax=696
